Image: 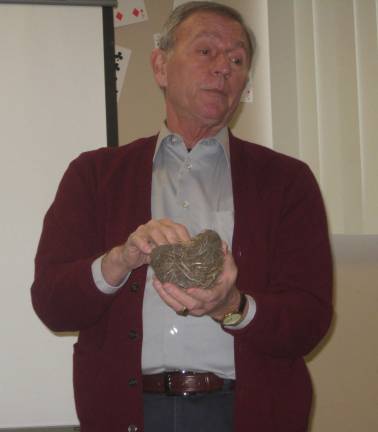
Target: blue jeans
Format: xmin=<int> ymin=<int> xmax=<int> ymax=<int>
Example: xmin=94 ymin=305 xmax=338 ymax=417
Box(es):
xmin=143 ymin=389 xmax=234 ymax=432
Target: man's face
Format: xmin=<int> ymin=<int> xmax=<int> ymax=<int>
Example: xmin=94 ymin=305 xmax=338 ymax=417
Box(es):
xmin=156 ymin=12 xmax=250 ymax=130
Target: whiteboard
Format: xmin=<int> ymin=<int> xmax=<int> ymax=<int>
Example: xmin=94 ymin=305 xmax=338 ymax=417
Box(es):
xmin=0 ymin=4 xmax=108 ymax=428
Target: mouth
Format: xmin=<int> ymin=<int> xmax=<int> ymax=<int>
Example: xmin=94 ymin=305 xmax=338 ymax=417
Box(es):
xmin=201 ymin=88 xmax=227 ymax=97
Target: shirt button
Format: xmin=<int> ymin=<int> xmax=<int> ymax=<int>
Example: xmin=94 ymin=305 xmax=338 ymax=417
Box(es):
xmin=128 ymin=425 xmax=138 ymax=432
xmin=130 ymin=282 xmax=139 ymax=292
xmin=183 ymin=200 xmax=190 ymax=208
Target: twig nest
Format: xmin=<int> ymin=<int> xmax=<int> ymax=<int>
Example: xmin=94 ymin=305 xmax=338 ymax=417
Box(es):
xmin=150 ymin=229 xmax=224 ymax=289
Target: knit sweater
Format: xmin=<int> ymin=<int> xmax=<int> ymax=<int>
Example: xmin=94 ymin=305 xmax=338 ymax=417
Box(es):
xmin=32 ymin=133 xmax=333 ymax=431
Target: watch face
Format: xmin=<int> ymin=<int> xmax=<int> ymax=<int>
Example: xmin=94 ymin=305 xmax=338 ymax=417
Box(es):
xmin=223 ymin=312 xmax=242 ymax=326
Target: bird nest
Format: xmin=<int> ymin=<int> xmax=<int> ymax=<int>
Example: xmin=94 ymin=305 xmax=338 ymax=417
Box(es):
xmin=150 ymin=229 xmax=224 ymax=289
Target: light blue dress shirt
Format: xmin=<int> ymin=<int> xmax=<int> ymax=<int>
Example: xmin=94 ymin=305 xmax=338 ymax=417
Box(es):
xmin=92 ymin=125 xmax=256 ymax=379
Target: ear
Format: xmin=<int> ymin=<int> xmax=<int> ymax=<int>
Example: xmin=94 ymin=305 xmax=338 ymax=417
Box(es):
xmin=151 ymin=48 xmax=168 ymax=89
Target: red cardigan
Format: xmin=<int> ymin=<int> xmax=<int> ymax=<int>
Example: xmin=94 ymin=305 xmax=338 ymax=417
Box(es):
xmin=32 ymin=133 xmax=333 ymax=432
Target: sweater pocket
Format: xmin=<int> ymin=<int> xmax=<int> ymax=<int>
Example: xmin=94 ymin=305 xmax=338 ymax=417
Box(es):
xmin=73 ymin=342 xmax=108 ymax=425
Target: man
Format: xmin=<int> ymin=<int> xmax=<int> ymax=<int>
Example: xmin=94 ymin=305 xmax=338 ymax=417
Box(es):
xmin=31 ymin=2 xmax=333 ymax=432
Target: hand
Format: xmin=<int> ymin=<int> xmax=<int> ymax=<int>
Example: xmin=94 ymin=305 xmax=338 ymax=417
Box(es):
xmin=153 ymin=243 xmax=241 ymax=320
xmin=101 ymin=218 xmax=190 ymax=286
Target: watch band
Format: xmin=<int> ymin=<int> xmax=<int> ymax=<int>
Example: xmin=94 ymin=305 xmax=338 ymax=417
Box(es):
xmin=237 ymin=291 xmax=247 ymax=315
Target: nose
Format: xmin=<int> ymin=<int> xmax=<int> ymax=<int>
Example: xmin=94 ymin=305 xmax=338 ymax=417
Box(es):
xmin=212 ymin=53 xmax=231 ymax=79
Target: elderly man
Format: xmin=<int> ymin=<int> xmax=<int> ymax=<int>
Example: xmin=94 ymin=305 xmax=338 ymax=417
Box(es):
xmin=31 ymin=2 xmax=333 ymax=432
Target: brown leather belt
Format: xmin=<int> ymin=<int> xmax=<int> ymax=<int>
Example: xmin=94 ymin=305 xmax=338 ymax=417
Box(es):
xmin=143 ymin=371 xmax=235 ymax=396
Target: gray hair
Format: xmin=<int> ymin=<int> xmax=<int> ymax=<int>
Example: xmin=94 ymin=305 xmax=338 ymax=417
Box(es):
xmin=159 ymin=1 xmax=255 ymax=68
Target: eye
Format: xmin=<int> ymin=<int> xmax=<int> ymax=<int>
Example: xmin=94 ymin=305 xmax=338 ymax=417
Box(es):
xmin=199 ymin=48 xmax=210 ymax=55
xmin=230 ymin=56 xmax=243 ymax=65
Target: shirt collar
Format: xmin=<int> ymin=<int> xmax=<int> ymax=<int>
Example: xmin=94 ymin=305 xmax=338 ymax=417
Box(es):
xmin=154 ymin=123 xmax=231 ymax=166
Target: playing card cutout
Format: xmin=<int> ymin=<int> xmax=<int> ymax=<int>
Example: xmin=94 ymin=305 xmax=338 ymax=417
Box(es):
xmin=115 ymin=45 xmax=131 ymax=101
xmin=241 ymin=75 xmax=253 ymax=103
xmin=114 ymin=0 xmax=148 ymax=28
xmin=153 ymin=33 xmax=161 ymax=49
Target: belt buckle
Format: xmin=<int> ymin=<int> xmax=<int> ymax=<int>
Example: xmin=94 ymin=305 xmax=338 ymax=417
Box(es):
xmin=163 ymin=371 xmax=195 ymax=396
xmin=164 ymin=371 xmax=174 ymax=396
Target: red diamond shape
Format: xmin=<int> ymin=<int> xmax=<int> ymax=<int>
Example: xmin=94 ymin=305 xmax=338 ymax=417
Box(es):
xmin=116 ymin=11 xmax=124 ymax=21
xmin=132 ymin=8 xmax=140 ymax=17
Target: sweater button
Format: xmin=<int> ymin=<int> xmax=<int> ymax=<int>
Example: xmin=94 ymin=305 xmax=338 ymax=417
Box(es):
xmin=128 ymin=378 xmax=137 ymax=387
xmin=130 ymin=282 xmax=139 ymax=292
xmin=128 ymin=329 xmax=138 ymax=340
xmin=128 ymin=425 xmax=138 ymax=432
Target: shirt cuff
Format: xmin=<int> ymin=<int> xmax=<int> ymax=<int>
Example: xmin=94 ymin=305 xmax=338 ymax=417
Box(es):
xmin=91 ymin=255 xmax=130 ymax=295
xmin=224 ymin=294 xmax=256 ymax=330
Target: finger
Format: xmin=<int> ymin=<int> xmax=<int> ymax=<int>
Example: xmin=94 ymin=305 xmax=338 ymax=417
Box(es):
xmin=153 ymin=279 xmax=189 ymax=313
xmin=221 ymin=241 xmax=229 ymax=255
xmin=224 ymin=255 xmax=238 ymax=282
xmin=168 ymin=221 xmax=191 ymax=242
xmin=184 ymin=288 xmax=217 ymax=316
xmin=141 ymin=221 xmax=170 ymax=247
xmin=159 ymin=219 xmax=191 ymax=243
xmin=186 ymin=287 xmax=215 ymax=303
xmin=127 ymin=231 xmax=154 ymax=255
xmin=162 ymin=282 xmax=200 ymax=308
xmin=144 ymin=219 xmax=190 ymax=246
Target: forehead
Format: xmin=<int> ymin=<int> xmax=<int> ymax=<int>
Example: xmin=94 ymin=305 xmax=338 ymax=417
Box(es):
xmin=175 ymin=11 xmax=248 ymax=48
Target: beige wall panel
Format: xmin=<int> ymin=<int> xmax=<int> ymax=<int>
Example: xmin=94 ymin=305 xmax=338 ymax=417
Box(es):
xmin=267 ymin=0 xmax=300 ymax=157
xmin=293 ymin=0 xmax=320 ymax=178
xmin=377 ymin=0 xmax=378 ymax=45
xmin=307 ymin=236 xmax=378 ymax=432
xmin=353 ymin=0 xmax=378 ymax=233
xmin=313 ymin=0 xmax=362 ymax=233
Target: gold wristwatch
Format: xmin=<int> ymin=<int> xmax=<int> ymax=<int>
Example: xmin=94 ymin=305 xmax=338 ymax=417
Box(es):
xmin=221 ymin=292 xmax=247 ymax=326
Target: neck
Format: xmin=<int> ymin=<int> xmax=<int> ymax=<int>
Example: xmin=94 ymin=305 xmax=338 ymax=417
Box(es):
xmin=166 ymin=111 xmax=226 ymax=150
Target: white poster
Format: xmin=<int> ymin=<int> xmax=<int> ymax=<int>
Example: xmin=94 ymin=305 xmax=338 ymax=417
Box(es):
xmin=0 ymin=4 xmax=107 ymax=427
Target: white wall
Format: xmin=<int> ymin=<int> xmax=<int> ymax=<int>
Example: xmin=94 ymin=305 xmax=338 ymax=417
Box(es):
xmin=0 ymin=4 xmax=107 ymax=427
